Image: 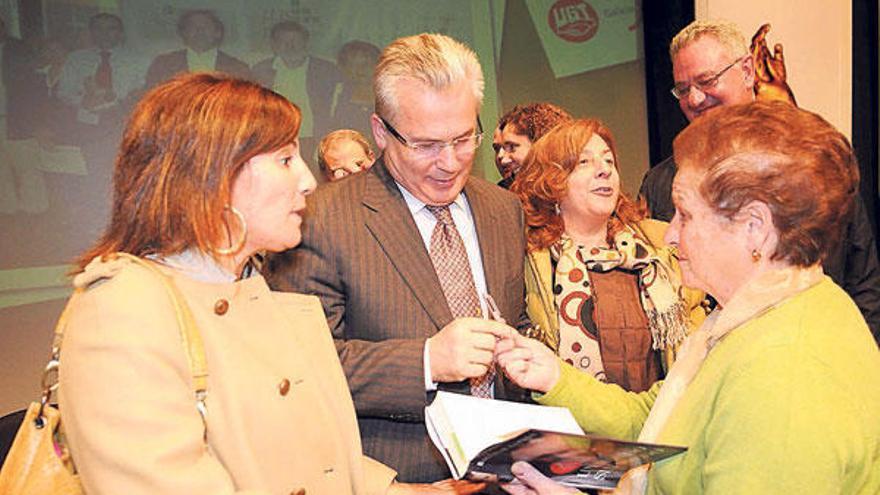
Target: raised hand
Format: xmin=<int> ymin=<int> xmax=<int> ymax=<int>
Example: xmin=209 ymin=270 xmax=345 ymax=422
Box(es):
xmin=750 ymin=23 xmax=797 ymax=105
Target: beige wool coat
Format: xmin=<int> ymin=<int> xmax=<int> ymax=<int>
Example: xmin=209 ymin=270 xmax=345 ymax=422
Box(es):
xmin=58 ymin=255 xmax=396 ymax=495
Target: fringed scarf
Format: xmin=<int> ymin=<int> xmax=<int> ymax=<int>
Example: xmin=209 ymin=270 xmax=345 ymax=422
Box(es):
xmin=551 ymin=226 xmax=690 ymax=378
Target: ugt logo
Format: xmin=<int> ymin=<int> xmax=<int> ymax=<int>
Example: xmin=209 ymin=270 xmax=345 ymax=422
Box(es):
xmin=548 ymin=0 xmax=599 ymax=43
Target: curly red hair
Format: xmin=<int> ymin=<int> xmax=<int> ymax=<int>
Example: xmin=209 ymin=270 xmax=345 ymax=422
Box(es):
xmin=511 ymin=119 xmax=645 ymax=252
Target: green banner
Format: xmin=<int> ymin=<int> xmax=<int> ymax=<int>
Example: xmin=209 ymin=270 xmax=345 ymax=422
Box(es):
xmin=526 ymin=0 xmax=640 ymax=79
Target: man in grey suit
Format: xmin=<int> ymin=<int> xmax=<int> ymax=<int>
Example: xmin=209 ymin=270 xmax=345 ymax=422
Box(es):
xmin=266 ymin=33 xmax=530 ymax=483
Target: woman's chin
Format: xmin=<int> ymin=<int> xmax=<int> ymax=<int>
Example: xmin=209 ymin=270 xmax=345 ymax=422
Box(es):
xmin=257 ymin=235 xmax=302 ymax=254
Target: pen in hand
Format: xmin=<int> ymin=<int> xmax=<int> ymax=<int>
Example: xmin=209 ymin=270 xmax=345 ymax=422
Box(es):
xmin=483 ymin=293 xmax=506 ymax=324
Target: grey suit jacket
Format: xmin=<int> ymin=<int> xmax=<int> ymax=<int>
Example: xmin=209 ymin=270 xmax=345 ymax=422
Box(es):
xmin=265 ymin=158 xmax=530 ymax=482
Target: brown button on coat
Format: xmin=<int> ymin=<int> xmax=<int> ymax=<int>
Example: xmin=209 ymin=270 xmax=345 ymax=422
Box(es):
xmin=59 ymin=257 xmax=396 ymax=494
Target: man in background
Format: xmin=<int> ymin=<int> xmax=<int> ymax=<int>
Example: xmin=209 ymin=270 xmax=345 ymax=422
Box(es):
xmin=639 ymin=19 xmax=880 ymax=341
xmin=56 ymin=13 xmax=147 ymax=214
xmin=493 ymin=102 xmax=571 ymax=189
xmin=0 ymin=15 xmax=50 ymax=213
xmin=146 ymin=9 xmax=249 ymax=88
xmin=252 ymin=21 xmax=338 ymax=162
xmin=57 ymin=13 xmax=145 ymax=131
xmin=329 ymin=40 xmax=381 ymax=141
xmin=316 ymin=129 xmax=375 ymax=182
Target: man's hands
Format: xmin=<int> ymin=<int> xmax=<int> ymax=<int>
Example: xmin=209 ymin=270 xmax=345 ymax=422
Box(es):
xmin=428 ymin=317 xmax=513 ymax=383
xmin=494 ymin=331 xmax=561 ymax=395
xmin=81 ymin=75 xmax=117 ymax=110
xmin=428 ymin=316 xmax=562 ymax=394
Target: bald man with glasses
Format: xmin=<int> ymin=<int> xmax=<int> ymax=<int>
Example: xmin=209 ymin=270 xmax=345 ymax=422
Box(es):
xmin=265 ymin=33 xmax=531 ymax=483
xmin=640 ymin=19 xmax=880 ymax=342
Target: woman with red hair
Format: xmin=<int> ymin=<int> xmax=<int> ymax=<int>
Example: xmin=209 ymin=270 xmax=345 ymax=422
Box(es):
xmin=511 ymin=119 xmax=705 ymax=392
xmin=498 ymin=102 xmax=880 ymax=494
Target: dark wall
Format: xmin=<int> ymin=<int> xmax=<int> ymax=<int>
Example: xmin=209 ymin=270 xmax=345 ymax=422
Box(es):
xmin=852 ymin=0 xmax=878 ymax=238
xmin=642 ymin=2 xmax=693 ymax=165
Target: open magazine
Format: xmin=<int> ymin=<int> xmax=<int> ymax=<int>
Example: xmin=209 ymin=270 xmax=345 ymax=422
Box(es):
xmin=425 ymin=391 xmax=686 ymax=490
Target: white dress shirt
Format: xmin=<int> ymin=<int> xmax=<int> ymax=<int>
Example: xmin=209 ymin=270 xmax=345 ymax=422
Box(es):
xmin=396 ymin=183 xmax=490 ymax=392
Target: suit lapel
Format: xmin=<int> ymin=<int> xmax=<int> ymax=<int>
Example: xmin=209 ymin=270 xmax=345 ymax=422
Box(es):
xmin=464 ymin=180 xmax=505 ymax=306
xmin=362 ymin=159 xmax=453 ymax=330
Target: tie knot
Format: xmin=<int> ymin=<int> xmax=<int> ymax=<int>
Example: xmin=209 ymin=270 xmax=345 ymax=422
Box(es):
xmin=425 ymin=205 xmax=454 ymax=226
xmin=100 ymin=50 xmax=111 ymax=61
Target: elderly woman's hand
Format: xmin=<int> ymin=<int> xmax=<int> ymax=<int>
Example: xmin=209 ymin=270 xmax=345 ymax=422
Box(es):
xmin=501 ymin=462 xmax=580 ymax=495
xmin=495 ymin=331 xmax=561 ymax=394
xmin=387 ymin=479 xmax=487 ymax=494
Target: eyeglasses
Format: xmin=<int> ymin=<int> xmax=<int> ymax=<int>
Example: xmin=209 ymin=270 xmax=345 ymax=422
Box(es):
xmin=670 ymin=56 xmax=746 ymax=100
xmin=379 ymin=116 xmax=483 ymax=158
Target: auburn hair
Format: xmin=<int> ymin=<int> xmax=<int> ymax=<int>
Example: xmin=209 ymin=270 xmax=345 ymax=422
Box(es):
xmin=511 ymin=118 xmax=644 ymax=252
xmin=673 ymin=100 xmax=859 ymax=266
xmin=76 ymin=72 xmax=301 ymax=271
xmin=498 ymin=102 xmax=572 ymax=142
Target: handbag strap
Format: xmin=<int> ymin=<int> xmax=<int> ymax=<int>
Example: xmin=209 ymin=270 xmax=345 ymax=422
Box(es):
xmin=43 ymin=253 xmax=209 ymax=435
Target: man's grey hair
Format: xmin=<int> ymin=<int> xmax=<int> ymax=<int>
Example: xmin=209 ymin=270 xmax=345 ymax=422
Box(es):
xmin=670 ymin=19 xmax=748 ymax=61
xmin=373 ymin=33 xmax=484 ymax=121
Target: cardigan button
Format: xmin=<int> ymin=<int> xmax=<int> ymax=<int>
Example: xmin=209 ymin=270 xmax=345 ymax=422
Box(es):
xmin=214 ymin=299 xmax=229 ymax=315
xmin=278 ymin=378 xmax=291 ymax=396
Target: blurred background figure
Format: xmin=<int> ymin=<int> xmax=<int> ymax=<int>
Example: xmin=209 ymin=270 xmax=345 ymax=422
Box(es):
xmin=55 ymin=12 xmax=147 ymax=220
xmin=329 ymin=40 xmax=381 ymax=141
xmin=35 ymin=36 xmax=68 ymax=95
xmin=317 ymin=129 xmax=375 ymax=182
xmin=495 ymin=102 xmax=572 ymax=189
xmin=511 ymin=118 xmax=704 ymax=392
xmin=146 ymin=9 xmax=250 ymax=88
xmin=57 ymin=13 xmax=145 ymax=130
xmin=0 ymin=15 xmax=50 ymax=214
xmin=253 ymin=21 xmax=339 ymax=164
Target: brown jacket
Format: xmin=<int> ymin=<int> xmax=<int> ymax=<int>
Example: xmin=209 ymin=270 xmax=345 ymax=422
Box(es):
xmin=58 ymin=255 xmax=395 ymax=495
xmin=266 ymin=158 xmax=530 ymax=482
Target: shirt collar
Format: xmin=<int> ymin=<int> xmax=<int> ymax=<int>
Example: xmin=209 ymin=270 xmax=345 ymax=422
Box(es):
xmin=397 ymin=181 xmax=467 ymax=217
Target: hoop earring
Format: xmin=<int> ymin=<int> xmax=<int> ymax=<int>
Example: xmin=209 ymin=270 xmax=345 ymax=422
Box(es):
xmin=751 ymin=249 xmax=762 ymax=263
xmin=554 ymin=203 xmax=561 ymax=215
xmin=214 ymin=205 xmax=247 ymax=256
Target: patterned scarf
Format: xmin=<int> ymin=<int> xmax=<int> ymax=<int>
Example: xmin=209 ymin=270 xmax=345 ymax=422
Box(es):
xmin=551 ymin=226 xmax=690 ymax=379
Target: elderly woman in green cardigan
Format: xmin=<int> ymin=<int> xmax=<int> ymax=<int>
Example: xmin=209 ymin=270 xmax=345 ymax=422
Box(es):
xmin=510 ymin=119 xmax=706 ymax=392
xmin=497 ymin=102 xmax=880 ymax=494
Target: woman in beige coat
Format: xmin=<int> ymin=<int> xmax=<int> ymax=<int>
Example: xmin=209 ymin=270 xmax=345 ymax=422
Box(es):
xmin=57 ymin=73 xmax=464 ymax=495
